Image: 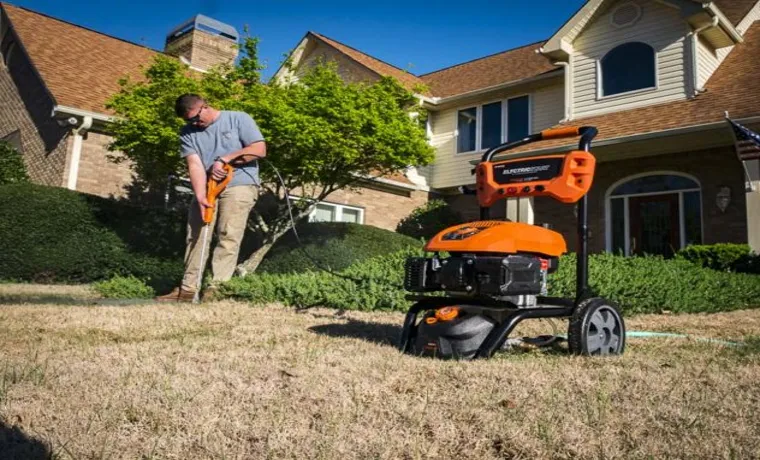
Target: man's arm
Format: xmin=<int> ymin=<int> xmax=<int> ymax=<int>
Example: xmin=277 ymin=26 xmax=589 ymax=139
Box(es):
xmin=186 ymin=154 xmax=210 ymax=210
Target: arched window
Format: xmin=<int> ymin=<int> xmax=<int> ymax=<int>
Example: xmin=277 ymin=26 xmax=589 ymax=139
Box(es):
xmin=600 ymin=42 xmax=656 ymax=97
xmin=606 ymin=173 xmax=702 ymax=257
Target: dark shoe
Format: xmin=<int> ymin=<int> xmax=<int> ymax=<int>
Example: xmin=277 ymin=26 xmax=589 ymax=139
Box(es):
xmin=154 ymin=287 xmax=197 ymax=303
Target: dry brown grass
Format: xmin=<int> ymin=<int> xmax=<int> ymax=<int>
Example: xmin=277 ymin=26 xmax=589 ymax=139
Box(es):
xmin=1 ymin=283 xmax=759 ymax=459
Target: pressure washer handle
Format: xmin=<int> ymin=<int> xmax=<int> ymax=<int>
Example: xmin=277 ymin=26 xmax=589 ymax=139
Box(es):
xmin=202 ymin=163 xmax=234 ymax=224
xmin=481 ymin=126 xmax=598 ymax=163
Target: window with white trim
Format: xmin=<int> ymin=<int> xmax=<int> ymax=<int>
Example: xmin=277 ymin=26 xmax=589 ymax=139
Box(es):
xmin=600 ymin=42 xmax=656 ymax=97
xmin=456 ymin=95 xmax=531 ymax=154
xmin=309 ymin=201 xmax=365 ymax=224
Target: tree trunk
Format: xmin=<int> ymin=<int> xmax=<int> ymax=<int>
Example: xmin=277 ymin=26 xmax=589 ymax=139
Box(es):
xmin=235 ymin=242 xmax=274 ymax=277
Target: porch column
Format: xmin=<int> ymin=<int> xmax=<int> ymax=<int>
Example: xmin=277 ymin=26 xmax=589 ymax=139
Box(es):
xmin=746 ymin=160 xmax=760 ymax=253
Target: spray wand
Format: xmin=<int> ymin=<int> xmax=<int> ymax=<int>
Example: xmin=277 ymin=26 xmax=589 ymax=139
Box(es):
xmin=194 ymin=163 xmax=234 ymax=303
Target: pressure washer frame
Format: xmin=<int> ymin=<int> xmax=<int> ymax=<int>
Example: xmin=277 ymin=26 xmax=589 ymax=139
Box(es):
xmin=398 ymin=126 xmax=614 ymax=359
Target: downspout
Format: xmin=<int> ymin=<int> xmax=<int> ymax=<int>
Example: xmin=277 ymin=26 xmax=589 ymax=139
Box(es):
xmin=66 ymin=116 xmax=93 ymax=190
xmin=690 ymin=16 xmax=719 ymax=96
xmin=553 ymin=61 xmax=571 ymax=122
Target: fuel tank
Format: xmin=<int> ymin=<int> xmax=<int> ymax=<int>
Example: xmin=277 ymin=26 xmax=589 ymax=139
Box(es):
xmin=425 ymin=220 xmax=567 ymax=257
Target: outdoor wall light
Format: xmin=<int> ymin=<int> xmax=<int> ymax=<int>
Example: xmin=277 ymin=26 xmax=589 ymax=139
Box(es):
xmin=716 ymin=186 xmax=731 ymax=213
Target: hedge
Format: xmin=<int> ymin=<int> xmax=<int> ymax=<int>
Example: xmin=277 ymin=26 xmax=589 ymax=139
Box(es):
xmin=0 ymin=140 xmax=29 ymax=185
xmin=396 ymin=199 xmax=463 ymax=240
xmin=219 ymin=249 xmax=760 ymax=315
xmin=257 ymin=221 xmax=422 ymax=274
xmin=0 ymin=183 xmax=184 ymax=291
xmin=676 ymin=243 xmax=760 ymax=274
xmin=0 ymin=183 xmax=422 ymax=292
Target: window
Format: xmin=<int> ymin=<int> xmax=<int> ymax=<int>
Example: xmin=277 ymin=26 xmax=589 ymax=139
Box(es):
xmin=600 ymin=42 xmax=656 ymax=97
xmin=606 ymin=173 xmax=702 ymax=257
xmin=456 ymin=95 xmax=531 ymax=154
xmin=309 ymin=202 xmax=364 ymax=224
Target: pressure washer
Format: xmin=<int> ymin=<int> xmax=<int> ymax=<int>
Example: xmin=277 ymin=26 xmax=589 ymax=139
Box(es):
xmin=398 ymin=126 xmax=626 ymax=359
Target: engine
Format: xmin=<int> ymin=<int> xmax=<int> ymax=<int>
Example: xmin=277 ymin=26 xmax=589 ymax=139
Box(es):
xmin=404 ymin=253 xmax=558 ymax=307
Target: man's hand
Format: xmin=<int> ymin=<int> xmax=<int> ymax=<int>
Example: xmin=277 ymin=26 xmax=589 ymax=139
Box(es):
xmin=210 ymin=160 xmax=229 ymax=181
xmin=197 ymin=194 xmax=212 ymax=217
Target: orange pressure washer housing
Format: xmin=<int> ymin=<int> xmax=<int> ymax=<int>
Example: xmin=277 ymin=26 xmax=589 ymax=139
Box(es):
xmin=399 ymin=126 xmax=626 ymax=360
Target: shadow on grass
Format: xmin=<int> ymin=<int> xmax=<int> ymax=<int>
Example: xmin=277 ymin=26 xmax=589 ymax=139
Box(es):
xmin=0 ymin=419 xmax=52 ymax=459
xmin=308 ymin=319 xmax=402 ymax=347
xmin=0 ymin=295 xmax=156 ymax=307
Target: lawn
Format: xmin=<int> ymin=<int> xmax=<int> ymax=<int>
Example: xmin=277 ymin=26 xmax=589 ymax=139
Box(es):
xmin=1 ymin=283 xmax=759 ymax=459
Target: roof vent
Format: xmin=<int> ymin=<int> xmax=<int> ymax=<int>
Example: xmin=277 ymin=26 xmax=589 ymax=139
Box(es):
xmin=610 ymin=2 xmax=641 ymax=29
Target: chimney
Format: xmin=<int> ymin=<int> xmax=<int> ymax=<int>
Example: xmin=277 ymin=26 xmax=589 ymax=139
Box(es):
xmin=164 ymin=14 xmax=239 ymax=71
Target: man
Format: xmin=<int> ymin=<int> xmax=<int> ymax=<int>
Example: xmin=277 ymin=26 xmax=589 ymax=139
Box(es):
xmin=156 ymin=93 xmax=266 ymax=302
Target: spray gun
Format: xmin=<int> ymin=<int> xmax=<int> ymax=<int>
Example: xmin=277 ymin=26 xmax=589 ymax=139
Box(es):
xmin=194 ymin=163 xmax=234 ymax=303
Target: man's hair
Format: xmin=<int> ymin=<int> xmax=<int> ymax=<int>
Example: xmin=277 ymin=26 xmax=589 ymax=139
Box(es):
xmin=175 ymin=93 xmax=205 ymax=118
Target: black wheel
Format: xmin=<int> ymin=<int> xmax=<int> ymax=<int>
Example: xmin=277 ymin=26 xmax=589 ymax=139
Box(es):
xmin=568 ymin=297 xmax=625 ymax=356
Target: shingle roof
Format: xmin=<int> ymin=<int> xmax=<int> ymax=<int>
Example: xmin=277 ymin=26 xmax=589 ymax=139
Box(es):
xmin=507 ymin=23 xmax=760 ymax=155
xmin=1 ymin=3 xmax=161 ymax=115
xmin=309 ymin=32 xmax=426 ymax=93
xmin=418 ymin=41 xmax=559 ymax=98
xmin=703 ymin=0 xmax=757 ymax=26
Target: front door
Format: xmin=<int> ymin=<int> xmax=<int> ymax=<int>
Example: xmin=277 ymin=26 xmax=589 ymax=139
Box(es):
xmin=629 ymin=194 xmax=680 ymax=257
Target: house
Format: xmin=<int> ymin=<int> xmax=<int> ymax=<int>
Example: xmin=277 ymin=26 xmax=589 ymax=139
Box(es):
xmin=275 ymin=0 xmax=760 ymax=255
xmin=0 ymin=3 xmax=430 ymax=231
xmin=3 ymin=1 xmax=759 ymax=256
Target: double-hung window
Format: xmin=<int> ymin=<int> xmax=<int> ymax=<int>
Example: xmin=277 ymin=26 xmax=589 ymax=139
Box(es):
xmin=456 ymin=95 xmax=530 ymax=154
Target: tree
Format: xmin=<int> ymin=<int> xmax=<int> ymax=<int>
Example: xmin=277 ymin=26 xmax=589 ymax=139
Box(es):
xmin=106 ymin=34 xmax=435 ymax=274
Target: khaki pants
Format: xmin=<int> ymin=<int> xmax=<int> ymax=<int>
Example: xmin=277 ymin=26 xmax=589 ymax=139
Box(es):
xmin=181 ymin=184 xmax=258 ymax=292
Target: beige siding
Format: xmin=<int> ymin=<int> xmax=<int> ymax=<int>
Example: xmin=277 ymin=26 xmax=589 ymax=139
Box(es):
xmin=572 ymin=0 xmax=690 ymax=119
xmin=428 ymin=81 xmax=564 ymax=189
xmin=697 ymin=36 xmax=720 ymax=88
xmin=293 ymin=42 xmax=379 ymax=84
xmin=737 ymin=1 xmax=760 ymax=35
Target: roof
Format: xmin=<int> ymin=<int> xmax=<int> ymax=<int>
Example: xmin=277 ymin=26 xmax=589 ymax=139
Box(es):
xmin=418 ymin=41 xmax=559 ymax=98
xmin=704 ymin=0 xmax=757 ymax=26
xmin=309 ymin=32 xmax=426 ymax=92
xmin=507 ymin=22 xmax=760 ymax=155
xmin=1 ymin=3 xmax=161 ymax=115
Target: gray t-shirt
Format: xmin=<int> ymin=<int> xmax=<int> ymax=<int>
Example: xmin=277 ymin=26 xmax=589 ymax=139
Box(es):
xmin=179 ymin=110 xmax=265 ymax=187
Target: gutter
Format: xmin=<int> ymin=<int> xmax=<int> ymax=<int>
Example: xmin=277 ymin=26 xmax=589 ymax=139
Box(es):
xmin=703 ymin=2 xmax=744 ymax=44
xmin=469 ymin=115 xmax=760 ymax=164
xmin=553 ymin=61 xmax=571 ymax=122
xmin=428 ymin=69 xmax=563 ymax=107
xmin=690 ymin=16 xmax=719 ymax=96
xmin=66 ymin=116 xmax=93 ymax=190
xmin=52 ymin=105 xmax=114 ymax=123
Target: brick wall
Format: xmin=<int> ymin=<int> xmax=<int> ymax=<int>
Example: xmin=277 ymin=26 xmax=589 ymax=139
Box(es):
xmin=165 ymin=29 xmax=237 ymax=71
xmin=71 ymin=131 xmax=135 ymax=198
xmin=533 ymin=146 xmax=748 ymax=253
xmin=0 ymin=26 xmax=69 ymax=187
xmin=321 ymin=182 xmax=429 ymax=231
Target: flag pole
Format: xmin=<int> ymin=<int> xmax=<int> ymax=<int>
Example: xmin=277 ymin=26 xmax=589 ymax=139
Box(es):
xmin=725 ymin=112 xmax=758 ymax=192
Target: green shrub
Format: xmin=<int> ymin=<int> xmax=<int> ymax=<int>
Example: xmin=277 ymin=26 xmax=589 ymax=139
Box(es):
xmin=676 ymin=243 xmax=760 ymax=274
xmin=92 ymin=275 xmax=154 ymax=299
xmin=221 ymin=249 xmax=760 ymax=315
xmin=396 ymin=199 xmax=463 ymax=240
xmin=0 ymin=183 xmax=184 ymax=291
xmin=258 ymin=221 xmax=422 ymax=274
xmin=0 ymin=141 xmax=29 ymax=185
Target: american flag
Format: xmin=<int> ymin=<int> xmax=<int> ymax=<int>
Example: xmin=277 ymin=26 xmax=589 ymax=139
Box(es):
xmin=726 ymin=116 xmax=760 ymax=161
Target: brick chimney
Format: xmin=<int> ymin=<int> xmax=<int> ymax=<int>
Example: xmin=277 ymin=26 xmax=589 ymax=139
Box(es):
xmin=164 ymin=14 xmax=238 ymax=71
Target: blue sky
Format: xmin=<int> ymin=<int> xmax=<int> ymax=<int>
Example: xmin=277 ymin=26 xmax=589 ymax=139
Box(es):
xmin=8 ymin=0 xmax=586 ymax=80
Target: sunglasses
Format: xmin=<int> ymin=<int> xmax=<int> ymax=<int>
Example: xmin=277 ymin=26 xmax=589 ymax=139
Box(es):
xmin=184 ymin=105 xmax=205 ymax=125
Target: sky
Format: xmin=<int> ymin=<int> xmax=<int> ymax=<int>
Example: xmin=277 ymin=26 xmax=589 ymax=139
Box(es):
xmin=7 ymin=0 xmax=586 ymax=81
